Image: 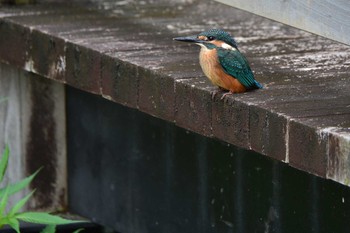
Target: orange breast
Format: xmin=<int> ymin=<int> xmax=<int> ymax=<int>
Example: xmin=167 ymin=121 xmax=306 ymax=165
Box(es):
xmin=199 ymin=47 xmax=246 ymax=93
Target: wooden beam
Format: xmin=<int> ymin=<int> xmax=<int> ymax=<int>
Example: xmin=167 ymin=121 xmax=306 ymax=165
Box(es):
xmin=215 ymin=0 xmax=350 ymax=45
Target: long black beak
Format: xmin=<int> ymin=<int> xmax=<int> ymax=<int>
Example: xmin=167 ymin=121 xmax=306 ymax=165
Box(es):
xmin=173 ymin=36 xmax=203 ymax=43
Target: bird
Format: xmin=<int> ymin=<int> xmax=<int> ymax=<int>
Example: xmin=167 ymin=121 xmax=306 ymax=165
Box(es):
xmin=174 ymin=29 xmax=262 ymax=99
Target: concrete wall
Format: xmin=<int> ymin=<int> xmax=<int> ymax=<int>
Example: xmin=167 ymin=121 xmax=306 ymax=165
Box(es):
xmin=67 ymin=86 xmax=350 ymax=233
xmin=1 ymin=0 xmax=350 ymax=186
xmin=0 ymin=62 xmax=66 ymax=211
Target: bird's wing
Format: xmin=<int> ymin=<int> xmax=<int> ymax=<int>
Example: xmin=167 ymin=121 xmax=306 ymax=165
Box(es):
xmin=217 ymin=47 xmax=258 ymax=89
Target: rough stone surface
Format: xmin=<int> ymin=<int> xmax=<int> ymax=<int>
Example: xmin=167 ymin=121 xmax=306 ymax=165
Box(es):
xmin=25 ymin=73 xmax=67 ymax=210
xmin=138 ymin=69 xmax=175 ymax=121
xmin=0 ymin=0 xmax=349 ymax=186
xmin=0 ymin=63 xmax=66 ymax=211
xmin=211 ymin=96 xmax=250 ymax=149
xmin=175 ymin=77 xmax=213 ymax=137
xmin=67 ymin=87 xmax=350 ymax=233
xmin=249 ymin=105 xmax=287 ymax=161
xmin=30 ymin=31 xmax=66 ymax=82
xmin=65 ymin=43 xmax=101 ymax=94
xmin=0 ymin=20 xmax=30 ymax=68
xmin=326 ymin=128 xmax=350 ymax=185
xmin=288 ymin=120 xmax=328 ymax=177
xmin=101 ymin=55 xmax=139 ymax=108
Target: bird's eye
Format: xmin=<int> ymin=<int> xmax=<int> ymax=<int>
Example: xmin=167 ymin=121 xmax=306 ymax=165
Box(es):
xmin=207 ymin=36 xmax=215 ymax=41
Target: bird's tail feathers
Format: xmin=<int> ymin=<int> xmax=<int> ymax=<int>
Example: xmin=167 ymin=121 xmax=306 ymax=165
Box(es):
xmin=254 ymin=80 xmax=263 ymax=89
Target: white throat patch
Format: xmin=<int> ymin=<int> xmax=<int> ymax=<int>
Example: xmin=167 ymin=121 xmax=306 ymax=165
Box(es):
xmin=196 ymin=43 xmax=207 ymax=49
xmin=221 ymin=42 xmax=236 ymax=50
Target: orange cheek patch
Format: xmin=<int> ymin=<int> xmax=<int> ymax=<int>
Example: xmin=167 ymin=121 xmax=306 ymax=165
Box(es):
xmin=198 ymin=35 xmax=208 ymax=41
xmin=211 ymin=40 xmax=223 ymax=47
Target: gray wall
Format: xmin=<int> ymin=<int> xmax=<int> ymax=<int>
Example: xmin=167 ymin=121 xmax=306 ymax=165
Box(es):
xmin=216 ymin=0 xmax=350 ymax=45
xmin=0 ymin=62 xmax=66 ymax=211
xmin=67 ymin=86 xmax=350 ymax=233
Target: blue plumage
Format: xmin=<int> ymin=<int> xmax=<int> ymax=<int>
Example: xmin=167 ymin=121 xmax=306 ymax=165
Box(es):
xmin=199 ymin=29 xmax=238 ymax=49
xmin=217 ymin=47 xmax=262 ymax=90
xmin=174 ymin=29 xmax=263 ymax=93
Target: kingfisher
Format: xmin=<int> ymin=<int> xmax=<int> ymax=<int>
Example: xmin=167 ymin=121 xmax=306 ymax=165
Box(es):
xmin=174 ymin=29 xmax=262 ymax=99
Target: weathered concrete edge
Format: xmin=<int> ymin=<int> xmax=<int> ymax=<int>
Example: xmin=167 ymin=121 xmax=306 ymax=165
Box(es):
xmin=0 ymin=16 xmax=349 ymax=186
xmin=0 ymin=61 xmax=67 ymax=211
xmin=324 ymin=127 xmax=350 ymax=186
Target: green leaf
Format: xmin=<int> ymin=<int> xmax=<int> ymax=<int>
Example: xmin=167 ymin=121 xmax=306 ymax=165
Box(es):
xmin=73 ymin=228 xmax=85 ymax=233
xmin=0 ymin=186 xmax=9 ymax=216
xmin=7 ymin=217 xmax=20 ymax=233
xmin=0 ymin=145 xmax=9 ymax=183
xmin=40 ymin=224 xmax=56 ymax=233
xmin=8 ymin=189 xmax=36 ymax=216
xmin=16 ymin=212 xmax=84 ymax=225
xmin=0 ymin=216 xmax=9 ymax=228
xmin=0 ymin=168 xmax=42 ymax=198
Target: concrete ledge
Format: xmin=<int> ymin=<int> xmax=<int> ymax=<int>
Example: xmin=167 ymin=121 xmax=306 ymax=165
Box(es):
xmin=0 ymin=1 xmax=350 ymax=186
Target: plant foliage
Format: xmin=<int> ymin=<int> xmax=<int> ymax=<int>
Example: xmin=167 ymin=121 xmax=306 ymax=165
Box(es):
xmin=0 ymin=146 xmax=85 ymax=233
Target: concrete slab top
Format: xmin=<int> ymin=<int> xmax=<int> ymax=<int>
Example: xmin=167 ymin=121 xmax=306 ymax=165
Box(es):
xmin=0 ymin=0 xmax=349 ymax=186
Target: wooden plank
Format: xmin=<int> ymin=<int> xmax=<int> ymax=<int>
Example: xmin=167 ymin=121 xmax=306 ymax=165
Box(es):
xmin=215 ymin=0 xmax=350 ymax=45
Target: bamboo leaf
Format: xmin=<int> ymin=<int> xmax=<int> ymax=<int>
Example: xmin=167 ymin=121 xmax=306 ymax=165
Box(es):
xmin=7 ymin=217 xmax=20 ymax=233
xmin=16 ymin=212 xmax=84 ymax=225
xmin=73 ymin=228 xmax=85 ymax=233
xmin=0 ymin=168 xmax=42 ymax=197
xmin=0 ymin=145 xmax=9 ymax=184
xmin=0 ymin=215 xmax=10 ymax=228
xmin=0 ymin=186 xmax=9 ymax=216
xmin=8 ymin=190 xmax=36 ymax=216
xmin=40 ymin=224 xmax=56 ymax=233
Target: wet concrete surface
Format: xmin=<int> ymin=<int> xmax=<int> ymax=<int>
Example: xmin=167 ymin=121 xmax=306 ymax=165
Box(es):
xmin=0 ymin=0 xmax=349 ymax=185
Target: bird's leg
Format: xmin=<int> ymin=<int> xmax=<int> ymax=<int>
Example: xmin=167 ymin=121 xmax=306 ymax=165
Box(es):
xmin=211 ymin=90 xmax=219 ymax=100
xmin=211 ymin=87 xmax=227 ymax=100
xmin=211 ymin=87 xmax=224 ymax=100
xmin=220 ymin=91 xmax=234 ymax=100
